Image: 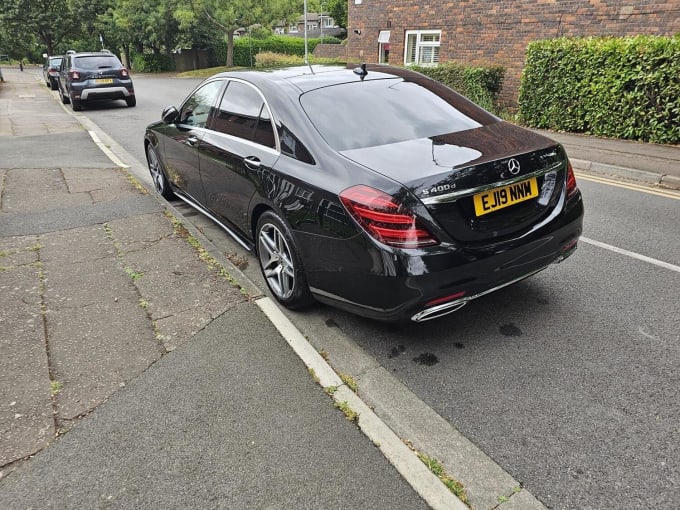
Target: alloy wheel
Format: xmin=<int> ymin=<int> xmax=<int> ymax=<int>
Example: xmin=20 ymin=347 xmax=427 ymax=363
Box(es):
xmin=147 ymin=146 xmax=165 ymax=194
xmin=258 ymin=222 xmax=296 ymax=300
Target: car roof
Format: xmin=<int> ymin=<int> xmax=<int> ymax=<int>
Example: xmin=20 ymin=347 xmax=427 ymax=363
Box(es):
xmin=211 ymin=64 xmax=407 ymax=94
xmin=69 ymin=52 xmax=118 ymax=58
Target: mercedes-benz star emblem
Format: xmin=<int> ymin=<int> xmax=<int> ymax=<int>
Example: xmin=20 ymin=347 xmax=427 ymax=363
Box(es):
xmin=508 ymin=158 xmax=521 ymax=175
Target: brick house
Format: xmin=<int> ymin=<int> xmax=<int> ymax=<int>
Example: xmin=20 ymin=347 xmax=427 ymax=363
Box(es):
xmin=347 ymin=0 xmax=680 ymax=105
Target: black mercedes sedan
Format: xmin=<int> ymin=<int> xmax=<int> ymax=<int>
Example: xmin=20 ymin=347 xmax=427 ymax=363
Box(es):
xmin=144 ymin=64 xmax=583 ymax=322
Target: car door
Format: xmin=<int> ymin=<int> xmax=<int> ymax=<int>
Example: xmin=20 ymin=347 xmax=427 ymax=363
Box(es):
xmin=198 ymin=79 xmax=279 ymax=235
xmin=57 ymin=55 xmax=70 ymax=95
xmin=160 ymin=79 xmax=225 ymax=205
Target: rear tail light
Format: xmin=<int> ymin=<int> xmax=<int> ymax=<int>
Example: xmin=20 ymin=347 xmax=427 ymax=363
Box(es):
xmin=566 ymin=160 xmax=578 ymax=199
xmin=339 ymin=185 xmax=439 ymax=248
xmin=69 ymin=70 xmax=80 ymax=80
xmin=120 ymin=68 xmax=129 ymax=78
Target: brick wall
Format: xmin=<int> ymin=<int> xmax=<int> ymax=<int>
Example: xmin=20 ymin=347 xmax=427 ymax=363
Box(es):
xmin=312 ymin=43 xmax=349 ymax=59
xmin=347 ymin=0 xmax=680 ymax=106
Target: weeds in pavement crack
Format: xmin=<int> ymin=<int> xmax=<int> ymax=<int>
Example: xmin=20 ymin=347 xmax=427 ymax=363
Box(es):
xmin=125 ymin=267 xmax=144 ymax=281
xmin=308 ymin=368 xmax=320 ymax=384
xmin=121 ymin=169 xmax=148 ymax=195
xmin=34 ymin=236 xmax=63 ymax=435
xmin=338 ymin=372 xmax=358 ymax=393
xmin=334 ymin=401 xmax=359 ymax=423
xmin=50 ymin=381 xmax=63 ymax=396
xmin=404 ymin=440 xmax=471 ymax=507
xmin=165 ymin=210 xmax=250 ymax=296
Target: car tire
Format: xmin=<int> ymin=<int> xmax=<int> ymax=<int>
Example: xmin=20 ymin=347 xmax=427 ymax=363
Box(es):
xmin=126 ymin=97 xmax=136 ymax=107
xmin=50 ymin=80 xmax=58 ymax=91
xmin=60 ymin=88 xmax=70 ymax=104
xmin=256 ymin=211 xmax=314 ymax=310
xmin=70 ymin=94 xmax=82 ymax=111
xmin=146 ymin=144 xmax=174 ymax=199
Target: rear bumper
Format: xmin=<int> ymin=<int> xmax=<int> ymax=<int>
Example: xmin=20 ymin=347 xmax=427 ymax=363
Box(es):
xmin=303 ymin=195 xmax=584 ymax=322
xmin=80 ymin=86 xmax=133 ymax=100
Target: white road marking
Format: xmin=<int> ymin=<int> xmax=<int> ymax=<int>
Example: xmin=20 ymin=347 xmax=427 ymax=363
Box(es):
xmin=88 ymin=130 xmax=130 ymax=168
xmin=581 ymin=237 xmax=680 ymax=273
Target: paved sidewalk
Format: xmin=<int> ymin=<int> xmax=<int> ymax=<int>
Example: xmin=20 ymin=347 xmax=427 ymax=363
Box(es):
xmin=533 ymin=129 xmax=680 ymax=190
xmin=0 ymin=68 xmax=453 ymax=509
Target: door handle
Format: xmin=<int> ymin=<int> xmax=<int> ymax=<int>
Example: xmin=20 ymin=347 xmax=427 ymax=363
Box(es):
xmin=244 ymin=156 xmax=261 ymax=169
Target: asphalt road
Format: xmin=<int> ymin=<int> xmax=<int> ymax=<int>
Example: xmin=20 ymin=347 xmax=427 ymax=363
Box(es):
xmin=70 ymin=74 xmax=680 ymax=509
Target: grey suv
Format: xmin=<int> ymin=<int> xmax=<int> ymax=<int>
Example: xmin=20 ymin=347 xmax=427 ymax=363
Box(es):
xmin=58 ymin=51 xmax=135 ymax=111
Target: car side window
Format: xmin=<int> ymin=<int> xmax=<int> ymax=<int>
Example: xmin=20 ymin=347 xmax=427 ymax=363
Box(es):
xmin=179 ymin=80 xmax=223 ymax=128
xmin=212 ymin=80 xmax=276 ymax=149
xmin=280 ymin=127 xmax=315 ymax=164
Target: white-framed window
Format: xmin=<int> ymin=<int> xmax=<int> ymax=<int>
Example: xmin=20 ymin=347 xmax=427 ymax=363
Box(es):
xmin=404 ymin=30 xmax=441 ymax=66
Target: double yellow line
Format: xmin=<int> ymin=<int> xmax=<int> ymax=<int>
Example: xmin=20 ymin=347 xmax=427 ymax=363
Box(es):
xmin=574 ymin=171 xmax=680 ymax=200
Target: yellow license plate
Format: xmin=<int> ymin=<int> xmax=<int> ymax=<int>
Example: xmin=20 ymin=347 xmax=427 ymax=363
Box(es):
xmin=473 ymin=177 xmax=539 ymax=216
xmin=94 ymin=78 xmax=114 ymax=84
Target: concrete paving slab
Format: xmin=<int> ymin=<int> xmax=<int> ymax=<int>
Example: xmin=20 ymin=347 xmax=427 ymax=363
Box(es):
xmin=0 ymin=303 xmax=430 ymax=510
xmin=0 ymin=248 xmax=54 ymax=466
xmin=0 ymin=168 xmax=92 ymax=212
xmin=41 ymin=230 xmax=164 ymax=422
xmin=0 ymin=132 xmax=112 ymax=168
xmin=108 ymin=214 xmax=248 ymax=351
xmin=0 ymin=235 xmax=40 ymax=266
xmin=39 ymin=224 xmax=116 ymax=265
xmin=61 ymin=167 xmax=139 ymax=197
xmin=0 ymin=193 xmax=162 ymax=237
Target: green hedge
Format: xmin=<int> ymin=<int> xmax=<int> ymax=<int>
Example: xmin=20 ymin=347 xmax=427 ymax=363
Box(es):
xmin=411 ymin=61 xmax=505 ymax=113
xmin=253 ymin=52 xmax=345 ymax=67
xmin=518 ymin=35 xmax=680 ymax=144
xmin=211 ymin=35 xmax=341 ymax=68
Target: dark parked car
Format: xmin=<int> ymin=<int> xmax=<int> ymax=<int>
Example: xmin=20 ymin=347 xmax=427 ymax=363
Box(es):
xmin=58 ymin=51 xmax=135 ymax=111
xmin=144 ymin=64 xmax=584 ymax=322
xmin=42 ymin=55 xmax=63 ymax=90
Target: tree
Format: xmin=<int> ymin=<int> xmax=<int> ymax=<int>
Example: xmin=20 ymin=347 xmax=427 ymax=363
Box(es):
xmin=176 ymin=0 xmax=286 ymax=67
xmin=325 ymin=0 xmax=347 ymax=30
xmin=0 ymin=0 xmax=80 ymax=56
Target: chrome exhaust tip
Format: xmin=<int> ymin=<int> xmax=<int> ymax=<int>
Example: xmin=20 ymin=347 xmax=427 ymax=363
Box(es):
xmin=411 ymin=300 xmax=468 ymax=322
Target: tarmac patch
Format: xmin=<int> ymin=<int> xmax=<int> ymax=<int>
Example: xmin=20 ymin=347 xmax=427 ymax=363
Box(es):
xmin=412 ymin=352 xmax=439 ymax=366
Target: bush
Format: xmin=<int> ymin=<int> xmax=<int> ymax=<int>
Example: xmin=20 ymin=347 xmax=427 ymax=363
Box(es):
xmin=253 ymin=52 xmax=345 ymax=68
xmin=232 ymin=35 xmax=341 ymax=67
xmin=132 ymin=53 xmax=175 ymax=73
xmin=411 ymin=61 xmax=505 ymax=113
xmin=254 ymin=52 xmax=306 ymax=67
xmin=518 ymin=35 xmax=680 ymax=144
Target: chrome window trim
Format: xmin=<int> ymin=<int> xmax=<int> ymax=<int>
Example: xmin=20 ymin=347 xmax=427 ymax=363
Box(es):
xmin=218 ymin=77 xmax=281 ymax=153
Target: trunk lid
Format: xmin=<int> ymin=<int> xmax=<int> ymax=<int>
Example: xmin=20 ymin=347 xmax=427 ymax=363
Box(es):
xmin=339 ymin=122 xmax=569 ymax=243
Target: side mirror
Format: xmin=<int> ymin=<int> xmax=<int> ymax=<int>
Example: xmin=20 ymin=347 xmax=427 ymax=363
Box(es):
xmin=161 ymin=105 xmax=179 ymax=124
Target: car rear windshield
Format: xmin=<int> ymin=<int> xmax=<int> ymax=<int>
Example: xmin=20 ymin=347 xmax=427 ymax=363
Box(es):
xmin=49 ymin=57 xmax=62 ymax=66
xmin=74 ymin=56 xmax=120 ymax=70
xmin=299 ymin=78 xmax=484 ymax=151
